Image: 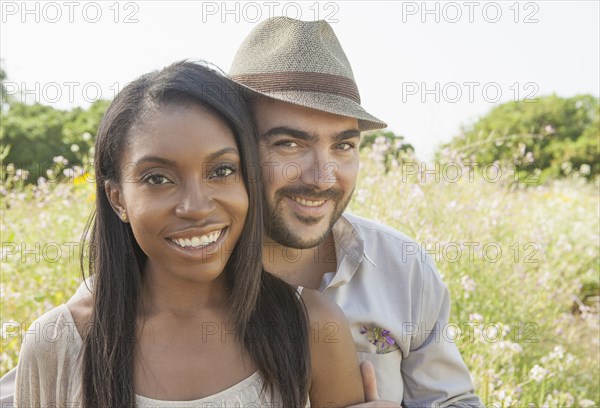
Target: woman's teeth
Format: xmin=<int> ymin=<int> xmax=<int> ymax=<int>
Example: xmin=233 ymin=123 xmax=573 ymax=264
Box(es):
xmin=171 ymin=230 xmax=222 ymax=248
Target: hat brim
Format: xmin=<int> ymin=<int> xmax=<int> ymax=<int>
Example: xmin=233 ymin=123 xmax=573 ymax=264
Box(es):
xmin=233 ymin=81 xmax=387 ymax=131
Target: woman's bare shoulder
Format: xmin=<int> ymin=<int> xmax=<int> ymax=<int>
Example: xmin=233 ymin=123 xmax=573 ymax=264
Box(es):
xmin=298 ymin=287 xmax=347 ymax=325
xmin=299 ymin=288 xmax=365 ymax=405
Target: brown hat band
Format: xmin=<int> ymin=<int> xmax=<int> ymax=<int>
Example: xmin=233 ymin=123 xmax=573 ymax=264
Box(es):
xmin=231 ymin=71 xmax=361 ymax=104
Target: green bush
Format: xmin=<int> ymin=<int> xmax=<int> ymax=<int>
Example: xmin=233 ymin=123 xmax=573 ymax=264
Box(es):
xmin=440 ymin=94 xmax=599 ymax=183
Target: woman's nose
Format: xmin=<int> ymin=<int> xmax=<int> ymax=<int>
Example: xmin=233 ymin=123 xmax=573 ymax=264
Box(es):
xmin=174 ymin=182 xmax=217 ymax=219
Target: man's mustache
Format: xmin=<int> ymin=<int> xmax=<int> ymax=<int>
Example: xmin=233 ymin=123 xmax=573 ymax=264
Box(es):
xmin=275 ymin=186 xmax=342 ymax=201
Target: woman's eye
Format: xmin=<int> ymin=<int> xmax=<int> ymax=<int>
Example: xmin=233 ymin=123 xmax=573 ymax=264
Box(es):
xmin=210 ymin=165 xmax=236 ymax=179
xmin=143 ymin=174 xmax=170 ymax=185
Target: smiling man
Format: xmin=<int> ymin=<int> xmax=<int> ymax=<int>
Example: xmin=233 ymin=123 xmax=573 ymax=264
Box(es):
xmin=230 ymin=17 xmax=483 ymax=407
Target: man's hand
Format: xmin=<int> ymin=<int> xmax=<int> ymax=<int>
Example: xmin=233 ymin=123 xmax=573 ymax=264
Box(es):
xmin=346 ymin=360 xmax=402 ymax=407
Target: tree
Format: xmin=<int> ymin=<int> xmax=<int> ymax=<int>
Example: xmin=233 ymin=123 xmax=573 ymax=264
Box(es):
xmin=0 ymin=99 xmax=109 ymax=182
xmin=439 ymin=94 xmax=599 ymax=181
xmin=359 ymin=130 xmax=415 ymax=173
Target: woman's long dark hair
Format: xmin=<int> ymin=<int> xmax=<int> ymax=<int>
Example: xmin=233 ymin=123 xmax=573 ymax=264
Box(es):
xmin=80 ymin=61 xmax=310 ymax=407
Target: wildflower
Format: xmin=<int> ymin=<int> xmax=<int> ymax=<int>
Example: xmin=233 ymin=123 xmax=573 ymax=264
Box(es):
xmin=70 ymin=144 xmax=80 ymax=153
xmin=493 ymin=340 xmax=523 ymax=353
xmin=525 ymin=151 xmax=534 ymax=163
xmin=460 ymin=275 xmax=476 ymax=298
xmin=579 ymin=399 xmax=596 ymax=407
xmin=560 ymin=161 xmax=572 ymax=175
xmin=529 ymin=364 xmax=548 ymax=382
xmin=469 ymin=313 xmax=483 ymax=322
xmin=579 ymin=164 xmax=591 ymax=175
xmin=15 ymin=169 xmax=29 ymax=181
xmin=82 ymin=132 xmax=92 ymax=141
xmin=53 ymin=155 xmax=68 ymax=165
xmin=360 ymin=326 xmax=398 ymax=354
xmin=63 ymin=168 xmax=75 ymax=179
xmin=548 ymin=345 xmax=564 ymax=361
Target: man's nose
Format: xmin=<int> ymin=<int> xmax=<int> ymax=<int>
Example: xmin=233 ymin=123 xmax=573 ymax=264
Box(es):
xmin=299 ymin=149 xmax=338 ymax=190
xmin=174 ymin=182 xmax=217 ymax=219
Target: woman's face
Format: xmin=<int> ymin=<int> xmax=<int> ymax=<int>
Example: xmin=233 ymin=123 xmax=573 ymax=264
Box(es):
xmin=107 ymin=103 xmax=248 ymax=285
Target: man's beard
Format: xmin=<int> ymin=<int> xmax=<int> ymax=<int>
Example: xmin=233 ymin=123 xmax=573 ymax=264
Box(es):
xmin=264 ymin=185 xmax=353 ymax=249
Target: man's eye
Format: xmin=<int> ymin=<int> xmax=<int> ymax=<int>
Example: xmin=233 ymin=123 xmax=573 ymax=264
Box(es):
xmin=335 ymin=142 xmax=356 ymax=151
xmin=143 ymin=174 xmax=170 ymax=185
xmin=274 ymin=140 xmax=299 ymax=148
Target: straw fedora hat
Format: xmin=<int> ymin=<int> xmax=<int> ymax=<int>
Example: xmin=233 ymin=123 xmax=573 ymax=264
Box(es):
xmin=230 ymin=17 xmax=387 ymax=131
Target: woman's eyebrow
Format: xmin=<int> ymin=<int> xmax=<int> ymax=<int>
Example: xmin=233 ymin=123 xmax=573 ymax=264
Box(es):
xmin=205 ymin=147 xmax=240 ymax=162
xmin=133 ymin=147 xmax=239 ymax=168
xmin=134 ymin=155 xmax=177 ymax=167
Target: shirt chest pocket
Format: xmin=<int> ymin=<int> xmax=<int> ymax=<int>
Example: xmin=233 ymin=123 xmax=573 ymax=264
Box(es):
xmin=357 ymin=350 xmax=403 ymax=403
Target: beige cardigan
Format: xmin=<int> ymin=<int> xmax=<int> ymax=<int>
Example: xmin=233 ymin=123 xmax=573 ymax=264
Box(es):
xmin=15 ymin=304 xmax=287 ymax=407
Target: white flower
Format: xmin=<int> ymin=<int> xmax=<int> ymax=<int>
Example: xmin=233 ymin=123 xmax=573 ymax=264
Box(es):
xmin=493 ymin=340 xmax=523 ymax=353
xmin=15 ymin=169 xmax=29 ymax=180
xmin=460 ymin=275 xmax=476 ymax=292
xmin=508 ymin=342 xmax=523 ymax=353
xmin=82 ymin=132 xmax=92 ymax=141
xmin=53 ymin=155 xmax=68 ymax=165
xmin=549 ymin=345 xmax=564 ymax=361
xmin=561 ymin=161 xmax=572 ymax=174
xmin=529 ymin=364 xmax=549 ymax=382
xmin=579 ymin=399 xmax=596 ymax=407
xmin=525 ymin=151 xmax=534 ymax=163
xmin=469 ymin=313 xmax=484 ymax=322
xmin=564 ymin=353 xmax=576 ymax=365
xmin=579 ymin=164 xmax=591 ymax=175
xmin=70 ymin=144 xmax=80 ymax=152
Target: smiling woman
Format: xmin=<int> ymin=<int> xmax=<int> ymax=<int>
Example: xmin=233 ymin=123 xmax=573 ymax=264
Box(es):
xmin=107 ymin=103 xmax=248 ymax=286
xmin=13 ymin=61 xmax=364 ymax=407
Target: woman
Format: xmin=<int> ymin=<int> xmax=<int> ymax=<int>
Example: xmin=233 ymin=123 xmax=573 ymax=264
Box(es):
xmin=15 ymin=61 xmax=364 ymax=407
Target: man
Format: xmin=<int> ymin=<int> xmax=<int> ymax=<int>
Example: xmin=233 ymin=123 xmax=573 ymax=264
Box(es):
xmin=1 ymin=17 xmax=482 ymax=408
xmin=229 ymin=17 xmax=482 ymax=407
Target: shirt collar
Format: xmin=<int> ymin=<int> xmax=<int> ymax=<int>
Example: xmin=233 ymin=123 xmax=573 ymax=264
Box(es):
xmin=323 ymin=213 xmax=376 ymax=290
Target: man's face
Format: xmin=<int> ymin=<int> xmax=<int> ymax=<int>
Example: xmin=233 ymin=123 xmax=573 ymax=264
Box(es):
xmin=253 ymin=99 xmax=360 ymax=249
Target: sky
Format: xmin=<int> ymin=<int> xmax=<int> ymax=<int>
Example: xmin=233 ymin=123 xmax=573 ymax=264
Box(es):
xmin=1 ymin=0 xmax=599 ymax=160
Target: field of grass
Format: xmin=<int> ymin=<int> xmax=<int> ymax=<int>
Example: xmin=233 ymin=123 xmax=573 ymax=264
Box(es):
xmin=1 ymin=148 xmax=598 ymax=407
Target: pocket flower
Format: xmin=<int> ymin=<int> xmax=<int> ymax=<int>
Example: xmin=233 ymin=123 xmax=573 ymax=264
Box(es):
xmin=360 ymin=326 xmax=398 ymax=354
